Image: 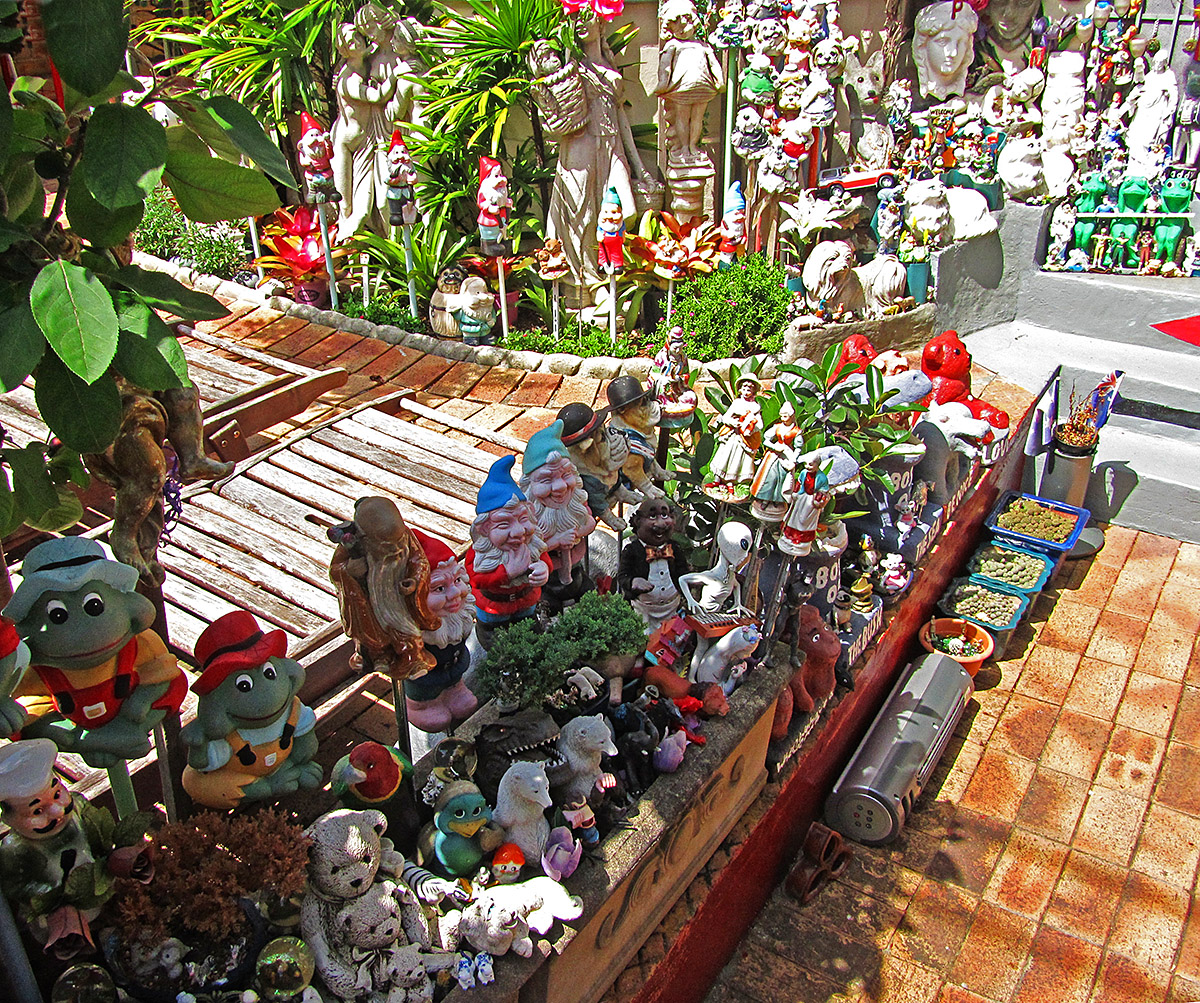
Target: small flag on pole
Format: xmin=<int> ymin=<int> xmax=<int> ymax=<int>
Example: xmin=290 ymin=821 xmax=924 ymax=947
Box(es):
xmin=1089 ymin=370 xmax=1123 ymax=431
xmin=1024 ymin=376 xmax=1059 ymax=456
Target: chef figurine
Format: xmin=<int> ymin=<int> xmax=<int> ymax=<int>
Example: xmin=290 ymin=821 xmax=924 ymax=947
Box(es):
xmin=476 ymin=156 xmax=511 ymax=257
xmin=596 ymin=185 xmax=627 ymax=276
xmin=618 ymin=498 xmax=688 ymax=632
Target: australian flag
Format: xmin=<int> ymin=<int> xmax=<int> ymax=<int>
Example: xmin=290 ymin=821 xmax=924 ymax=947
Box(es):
xmin=1089 ymin=371 xmax=1124 ymax=431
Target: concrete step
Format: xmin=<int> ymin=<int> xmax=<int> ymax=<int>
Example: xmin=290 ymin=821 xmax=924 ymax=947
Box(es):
xmin=1019 ymin=271 xmax=1200 ymax=355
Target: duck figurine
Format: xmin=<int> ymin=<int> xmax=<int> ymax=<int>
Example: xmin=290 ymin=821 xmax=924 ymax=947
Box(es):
xmin=331 ymin=741 xmax=421 ymax=850
xmin=423 ymin=781 xmax=504 ymax=878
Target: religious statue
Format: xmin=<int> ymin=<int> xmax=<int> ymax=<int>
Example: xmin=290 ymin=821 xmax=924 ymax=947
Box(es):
xmin=705 ymin=374 xmax=763 ymax=500
xmin=518 ymin=420 xmax=597 ymax=608
xmin=329 ymin=496 xmax=439 ymax=681
xmin=527 ymin=19 xmax=659 ymax=305
xmin=978 ymin=0 xmax=1041 ymax=77
xmin=911 ymin=2 xmax=977 ymax=102
xmin=1126 ymin=52 xmax=1179 ymax=180
xmin=465 ymin=456 xmax=552 ymax=645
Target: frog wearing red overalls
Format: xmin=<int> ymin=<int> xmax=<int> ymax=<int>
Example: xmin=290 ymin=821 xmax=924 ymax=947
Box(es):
xmin=180 ymin=610 xmax=322 ymax=809
xmin=1 ymin=538 xmax=185 ymax=768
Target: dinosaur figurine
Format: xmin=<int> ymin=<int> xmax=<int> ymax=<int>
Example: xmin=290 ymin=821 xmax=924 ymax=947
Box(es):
xmin=1156 ymin=176 xmax=1196 ymax=272
xmin=1071 ymin=171 xmax=1109 ymax=261
xmin=1107 ymin=176 xmax=1151 ymax=269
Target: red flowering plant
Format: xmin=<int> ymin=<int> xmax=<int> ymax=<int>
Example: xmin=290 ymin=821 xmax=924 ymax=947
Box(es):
xmin=626 ymin=211 xmax=722 ymax=288
xmin=254 ymin=206 xmax=348 ymax=285
xmin=561 ymin=0 xmax=625 ymax=19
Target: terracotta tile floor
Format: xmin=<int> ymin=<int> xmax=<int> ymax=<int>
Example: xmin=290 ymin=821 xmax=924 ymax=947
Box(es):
xmin=705 ymin=529 xmax=1200 ymax=1003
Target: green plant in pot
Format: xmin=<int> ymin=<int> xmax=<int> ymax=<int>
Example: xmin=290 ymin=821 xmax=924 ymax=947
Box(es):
xmin=556 ymin=591 xmax=648 ymax=706
xmin=255 ymin=205 xmax=348 ymax=304
xmin=0 ymin=0 xmax=285 ymax=540
xmin=474 ymin=618 xmax=575 ymax=712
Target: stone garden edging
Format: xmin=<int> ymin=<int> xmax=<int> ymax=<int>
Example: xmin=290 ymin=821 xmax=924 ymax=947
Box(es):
xmin=135 ymin=251 xmax=782 ymax=383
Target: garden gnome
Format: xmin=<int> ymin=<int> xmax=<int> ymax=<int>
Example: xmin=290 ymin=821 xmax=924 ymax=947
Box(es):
xmin=476 ymin=156 xmax=511 ymax=256
xmin=558 ymin=402 xmax=632 ymax=532
xmin=1 ymin=538 xmax=185 ymax=768
xmin=453 ymin=275 xmax=499 ymax=346
xmin=386 ymin=130 xmax=418 ymax=227
xmin=0 ymin=739 xmax=126 ymax=958
xmin=779 ymin=459 xmax=831 ymax=556
xmin=466 ymin=456 xmax=552 ymax=645
xmin=405 ymin=529 xmax=479 ymax=733
xmin=596 ymin=186 xmax=627 ymax=275
xmin=607 ymin=375 xmax=667 ymax=498
xmin=297 ymin=111 xmax=341 ymax=203
xmin=519 ymin=420 xmax=597 ymax=609
xmin=651 ymin=326 xmax=699 ymax=424
xmin=180 ymin=611 xmax=322 ymax=810
xmin=718 ymin=182 xmax=747 ymax=268
xmin=618 ymin=497 xmax=688 ymax=631
xmin=328 ymin=496 xmax=440 ymax=681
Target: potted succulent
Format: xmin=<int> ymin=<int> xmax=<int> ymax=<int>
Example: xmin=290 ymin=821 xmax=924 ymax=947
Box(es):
xmin=919 ymin=617 xmax=994 ymax=675
xmin=100 ymin=810 xmax=310 ymax=1001
xmin=556 ymin=591 xmax=649 ymax=705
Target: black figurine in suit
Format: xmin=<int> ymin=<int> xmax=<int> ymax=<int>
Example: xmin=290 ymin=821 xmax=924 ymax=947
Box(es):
xmin=618 ymin=498 xmax=689 ymax=631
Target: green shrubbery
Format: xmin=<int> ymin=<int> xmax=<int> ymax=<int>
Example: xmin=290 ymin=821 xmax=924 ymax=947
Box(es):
xmin=135 ymin=188 xmax=249 ymax=280
xmin=656 ymin=254 xmax=791 ymax=362
xmin=344 ymin=293 xmax=424 ymax=331
xmin=500 ymin=325 xmax=645 ymax=359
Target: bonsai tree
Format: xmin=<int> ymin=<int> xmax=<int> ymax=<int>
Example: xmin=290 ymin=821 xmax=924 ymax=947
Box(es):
xmin=474 ymin=618 xmax=576 ymax=711
xmin=0 ymin=0 xmax=288 ymax=540
xmin=556 ymin=591 xmax=647 ymax=704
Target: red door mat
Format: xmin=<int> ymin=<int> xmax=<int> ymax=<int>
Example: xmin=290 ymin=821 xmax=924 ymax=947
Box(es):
xmin=1152 ymin=315 xmax=1200 ymax=347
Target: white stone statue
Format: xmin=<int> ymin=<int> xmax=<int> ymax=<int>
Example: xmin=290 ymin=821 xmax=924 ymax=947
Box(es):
xmin=1126 ymin=52 xmax=1179 ymax=180
xmin=331 ymin=4 xmax=424 ymax=236
xmin=912 ymin=2 xmax=978 ymax=102
xmin=1041 ymin=51 xmax=1086 ymax=152
xmin=978 ymin=0 xmax=1041 ymax=76
xmin=904 ymin=177 xmax=997 ymax=241
xmin=529 ymin=22 xmax=658 ymax=304
xmin=655 ymin=0 xmax=723 ymax=160
xmin=997 ymin=132 xmax=1047 ymax=202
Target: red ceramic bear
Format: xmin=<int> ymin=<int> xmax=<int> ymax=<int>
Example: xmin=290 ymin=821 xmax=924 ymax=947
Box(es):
xmin=771 ymin=605 xmax=841 ymax=741
xmin=920 ymin=330 xmax=1009 ymax=436
xmin=832 ymin=334 xmax=878 ymax=380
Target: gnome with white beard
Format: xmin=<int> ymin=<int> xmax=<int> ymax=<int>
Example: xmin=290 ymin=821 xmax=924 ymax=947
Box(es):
xmin=518 ymin=420 xmax=597 ymax=611
xmin=406 ymin=529 xmax=481 ymax=733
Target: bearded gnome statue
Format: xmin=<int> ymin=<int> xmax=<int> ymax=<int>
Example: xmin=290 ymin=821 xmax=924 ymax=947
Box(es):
xmin=518 ymin=420 xmax=597 ymax=610
xmin=407 ymin=529 xmax=480 ymax=733
xmin=329 ymin=497 xmax=439 ymax=682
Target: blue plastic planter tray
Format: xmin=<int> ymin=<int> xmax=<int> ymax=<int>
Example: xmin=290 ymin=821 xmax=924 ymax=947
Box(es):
xmin=968 ymin=540 xmax=1055 ymax=595
xmin=985 ymin=491 xmax=1090 ymax=555
xmin=938 ymin=575 xmax=1032 ymax=659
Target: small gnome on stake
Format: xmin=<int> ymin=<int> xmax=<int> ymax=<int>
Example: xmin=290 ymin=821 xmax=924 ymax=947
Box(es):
xmin=476 ymin=156 xmax=511 ymax=257
xmin=386 ymin=129 xmax=418 ymax=228
xmin=596 ymin=186 xmax=626 ymax=276
xmin=297 ymin=111 xmax=340 ymax=205
xmin=718 ymin=182 xmax=747 ymax=268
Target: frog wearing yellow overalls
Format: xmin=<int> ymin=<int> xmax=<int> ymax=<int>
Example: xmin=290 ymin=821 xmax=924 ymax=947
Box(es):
xmin=181 ymin=610 xmax=322 ymax=809
xmin=1 ymin=538 xmax=185 ymax=768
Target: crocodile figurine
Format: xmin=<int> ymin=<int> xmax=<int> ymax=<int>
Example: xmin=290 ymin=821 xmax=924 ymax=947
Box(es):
xmin=474 ymin=709 xmax=564 ymax=804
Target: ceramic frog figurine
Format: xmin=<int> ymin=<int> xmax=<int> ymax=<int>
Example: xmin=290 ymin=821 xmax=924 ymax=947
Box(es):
xmin=1107 ymin=176 xmax=1151 ymax=269
xmin=1156 ymin=176 xmax=1195 ymax=269
xmin=1 ymin=538 xmax=185 ymax=768
xmin=181 ymin=611 xmax=322 ymax=809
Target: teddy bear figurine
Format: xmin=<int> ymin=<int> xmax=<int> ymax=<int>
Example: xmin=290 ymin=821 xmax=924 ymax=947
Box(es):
xmin=180 ymin=610 xmax=323 ymax=810
xmin=1 ymin=537 xmax=186 ymax=768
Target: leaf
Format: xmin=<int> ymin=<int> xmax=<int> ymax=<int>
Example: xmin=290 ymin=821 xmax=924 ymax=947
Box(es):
xmin=40 ymin=0 xmax=128 ymax=97
xmin=1 ymin=443 xmax=58 ymax=520
xmin=820 ymin=341 xmax=841 ymax=382
xmin=80 ymin=103 xmax=167 ymax=210
xmin=112 ymin=810 xmax=155 ymax=847
xmin=65 ymin=174 xmax=145 ymax=247
xmin=204 ymin=94 xmax=297 ymax=189
xmin=114 ymin=264 xmax=229 ymax=321
xmin=33 ymin=352 xmax=122 ymax=454
xmin=0 ymin=469 xmax=13 ymax=532
xmin=2 ymin=159 xmax=39 ymax=220
xmin=47 ymin=449 xmax=90 ymax=489
xmin=0 ymin=293 xmax=46 ymax=392
xmin=113 ymin=293 xmax=191 ymax=390
xmin=165 ymin=124 xmax=210 ymax=158
xmin=62 ymin=70 xmax=144 ymax=117
xmin=23 ymin=485 xmax=83 ymax=532
xmin=164 ymin=148 xmax=280 ymax=224
xmin=164 ymin=96 xmax=244 ymax=163
xmin=30 ymin=259 xmax=119 ymax=383
xmin=0 ymin=88 xmax=11 ymax=172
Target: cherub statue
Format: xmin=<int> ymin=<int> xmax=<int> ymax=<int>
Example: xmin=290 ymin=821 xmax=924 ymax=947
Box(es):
xmin=655 ymin=0 xmax=724 ymax=161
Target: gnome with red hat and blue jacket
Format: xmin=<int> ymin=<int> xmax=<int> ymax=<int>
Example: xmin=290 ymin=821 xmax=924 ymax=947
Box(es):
xmin=596 ymin=185 xmax=627 ymax=275
xmin=180 ymin=611 xmax=322 ymax=810
xmin=465 ymin=456 xmax=552 ymax=647
xmin=386 ymin=129 xmax=419 ymax=228
xmin=476 ymin=156 xmax=511 ymax=256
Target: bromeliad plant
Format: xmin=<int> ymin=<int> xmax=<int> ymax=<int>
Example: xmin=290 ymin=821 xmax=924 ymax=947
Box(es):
xmin=0 ymin=0 xmax=287 ymax=536
xmin=626 ymin=211 xmax=722 ymax=287
xmin=255 ymin=205 xmax=348 ymax=288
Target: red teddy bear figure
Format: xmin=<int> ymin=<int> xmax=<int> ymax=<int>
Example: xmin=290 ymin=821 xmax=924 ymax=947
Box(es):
xmin=832 ymin=334 xmax=878 ymax=380
xmin=920 ymin=330 xmax=1009 ymax=436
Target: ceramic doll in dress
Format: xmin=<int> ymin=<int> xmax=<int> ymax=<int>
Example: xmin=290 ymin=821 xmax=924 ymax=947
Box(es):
xmin=779 ymin=458 xmax=832 ymax=556
xmin=705 ymin=375 xmax=763 ymax=500
xmin=655 ymin=0 xmax=725 ymax=161
xmin=618 ymin=498 xmax=688 ymax=632
xmin=751 ymin=402 xmax=801 ymax=522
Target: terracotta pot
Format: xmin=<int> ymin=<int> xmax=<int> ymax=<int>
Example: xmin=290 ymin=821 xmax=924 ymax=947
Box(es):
xmin=919 ymin=618 xmax=994 ymax=676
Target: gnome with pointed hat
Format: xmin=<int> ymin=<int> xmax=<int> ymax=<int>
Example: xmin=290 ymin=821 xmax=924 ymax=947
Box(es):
xmin=518 ymin=421 xmax=597 ymax=609
xmin=386 ymin=130 xmax=419 ymax=227
xmin=465 ymin=456 xmax=552 ymax=647
xmin=596 ymin=185 xmax=627 ymax=276
xmin=298 ymin=110 xmax=341 ymax=204
xmin=405 ymin=528 xmax=480 ymax=733
xmin=477 ymin=156 xmax=511 ymax=257
xmin=719 ymin=181 xmax=747 ymax=268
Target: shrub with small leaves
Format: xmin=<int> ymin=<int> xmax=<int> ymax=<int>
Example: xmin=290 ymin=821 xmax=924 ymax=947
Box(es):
xmin=556 ymin=591 xmax=647 ymax=664
xmin=475 ymin=618 xmax=576 ymax=709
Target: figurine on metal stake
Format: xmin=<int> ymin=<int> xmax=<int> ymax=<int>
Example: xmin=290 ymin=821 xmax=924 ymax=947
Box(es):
xmin=597 ymin=185 xmax=626 ymax=344
xmin=386 ymin=129 xmax=420 ymax=318
xmin=297 ymin=111 xmax=343 ymax=311
xmin=534 ymin=238 xmax=569 ymax=341
xmin=477 ymin=157 xmax=512 ymax=340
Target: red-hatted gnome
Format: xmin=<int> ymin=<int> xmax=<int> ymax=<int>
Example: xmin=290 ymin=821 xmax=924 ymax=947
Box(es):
xmin=518 ymin=419 xmax=597 ymax=610
xmin=920 ymin=330 xmax=1010 ymax=439
xmin=386 ymin=129 xmax=418 ymax=228
xmin=596 ymin=185 xmax=626 ymax=275
xmin=405 ymin=529 xmax=480 ymax=733
xmin=476 ymin=156 xmax=511 ymax=257
xmin=297 ymin=110 xmax=340 ymax=204
xmin=465 ymin=456 xmax=552 ymax=648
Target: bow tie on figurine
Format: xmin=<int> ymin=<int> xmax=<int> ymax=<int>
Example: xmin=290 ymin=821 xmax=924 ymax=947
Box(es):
xmin=645 ymin=544 xmax=674 ymax=560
